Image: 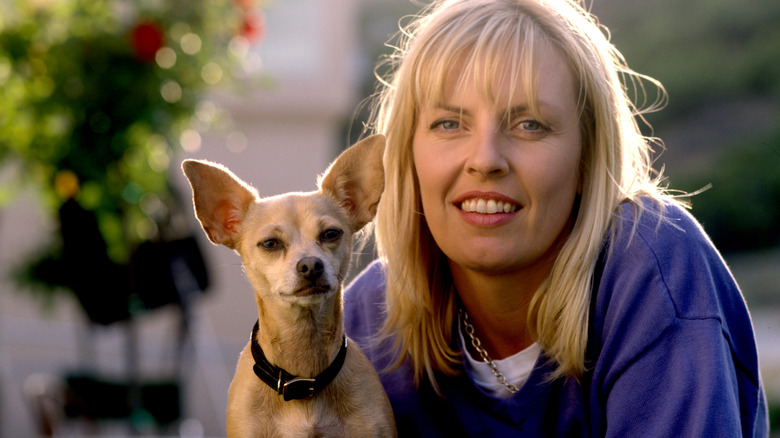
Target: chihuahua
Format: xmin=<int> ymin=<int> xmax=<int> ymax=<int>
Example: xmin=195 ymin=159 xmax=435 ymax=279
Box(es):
xmin=182 ymin=135 xmax=395 ymax=437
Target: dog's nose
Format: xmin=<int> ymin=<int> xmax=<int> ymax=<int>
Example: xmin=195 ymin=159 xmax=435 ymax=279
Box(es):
xmin=297 ymin=257 xmax=324 ymax=281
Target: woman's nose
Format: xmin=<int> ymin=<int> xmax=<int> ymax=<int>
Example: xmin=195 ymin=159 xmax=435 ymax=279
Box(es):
xmin=465 ymin=127 xmax=509 ymax=178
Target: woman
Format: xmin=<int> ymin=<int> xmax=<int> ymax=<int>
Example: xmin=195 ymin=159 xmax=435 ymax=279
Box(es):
xmin=344 ymin=0 xmax=768 ymax=436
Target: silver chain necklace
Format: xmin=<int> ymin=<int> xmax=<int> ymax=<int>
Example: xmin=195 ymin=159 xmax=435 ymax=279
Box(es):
xmin=458 ymin=308 xmax=519 ymax=394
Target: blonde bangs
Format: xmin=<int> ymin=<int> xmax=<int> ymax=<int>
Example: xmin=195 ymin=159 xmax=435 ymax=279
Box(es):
xmin=409 ymin=5 xmax=550 ymax=124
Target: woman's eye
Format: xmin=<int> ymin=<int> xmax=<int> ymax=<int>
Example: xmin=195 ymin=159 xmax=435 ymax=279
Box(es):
xmin=319 ymin=228 xmax=343 ymax=244
xmin=430 ymin=119 xmax=460 ymax=131
xmin=258 ymin=239 xmax=282 ymax=250
xmin=517 ymin=120 xmax=548 ymax=132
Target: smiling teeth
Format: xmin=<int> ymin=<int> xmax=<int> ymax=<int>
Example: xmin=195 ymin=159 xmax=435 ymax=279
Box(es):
xmin=460 ymin=199 xmax=518 ymax=214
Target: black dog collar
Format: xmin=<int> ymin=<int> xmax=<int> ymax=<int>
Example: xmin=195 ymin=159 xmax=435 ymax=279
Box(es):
xmin=250 ymin=320 xmax=348 ymax=401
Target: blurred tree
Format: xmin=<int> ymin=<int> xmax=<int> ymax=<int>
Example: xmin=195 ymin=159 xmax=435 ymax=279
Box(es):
xmin=0 ymin=0 xmax=265 ymax=310
xmin=595 ymin=0 xmax=780 ymax=121
xmin=593 ymin=0 xmax=780 ymax=252
xmin=675 ymin=129 xmax=780 ymax=252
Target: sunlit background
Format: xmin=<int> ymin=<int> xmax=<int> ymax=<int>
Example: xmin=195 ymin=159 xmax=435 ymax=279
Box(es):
xmin=0 ymin=0 xmax=778 ymax=436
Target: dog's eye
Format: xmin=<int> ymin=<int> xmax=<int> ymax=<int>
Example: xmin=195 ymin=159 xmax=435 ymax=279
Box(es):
xmin=258 ymin=238 xmax=283 ymax=250
xmin=319 ymin=228 xmax=343 ymax=244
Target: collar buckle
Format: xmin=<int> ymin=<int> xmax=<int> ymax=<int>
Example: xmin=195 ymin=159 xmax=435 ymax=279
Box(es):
xmin=250 ymin=320 xmax=347 ymax=402
xmin=281 ymin=377 xmax=317 ymax=401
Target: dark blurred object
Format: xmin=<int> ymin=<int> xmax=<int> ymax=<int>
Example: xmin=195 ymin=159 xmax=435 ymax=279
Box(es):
xmin=132 ymin=235 xmax=209 ymax=312
xmin=21 ymin=198 xmax=209 ymax=435
xmin=24 ymin=198 xmax=211 ymax=324
xmin=59 ymin=198 xmax=133 ymax=325
xmin=64 ymin=374 xmax=180 ymax=426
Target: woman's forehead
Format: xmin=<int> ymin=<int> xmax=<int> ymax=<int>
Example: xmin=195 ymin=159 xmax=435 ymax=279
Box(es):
xmin=418 ymin=38 xmax=575 ymax=114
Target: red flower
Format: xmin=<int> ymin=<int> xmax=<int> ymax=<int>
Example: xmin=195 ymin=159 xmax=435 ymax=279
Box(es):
xmin=240 ymin=10 xmax=265 ymax=43
xmin=131 ymin=21 xmax=165 ymax=63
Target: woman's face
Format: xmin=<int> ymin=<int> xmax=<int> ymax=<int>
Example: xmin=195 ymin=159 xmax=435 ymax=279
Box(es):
xmin=412 ymin=44 xmax=582 ymax=278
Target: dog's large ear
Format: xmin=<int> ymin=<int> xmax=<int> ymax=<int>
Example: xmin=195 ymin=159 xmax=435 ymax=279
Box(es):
xmin=319 ymin=134 xmax=385 ymax=231
xmin=181 ymin=160 xmax=257 ymax=250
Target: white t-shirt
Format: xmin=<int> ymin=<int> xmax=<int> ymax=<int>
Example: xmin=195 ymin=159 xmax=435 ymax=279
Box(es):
xmin=458 ymin=325 xmax=541 ymax=399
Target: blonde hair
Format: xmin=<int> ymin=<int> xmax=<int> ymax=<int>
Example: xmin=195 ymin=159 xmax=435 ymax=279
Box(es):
xmin=369 ymin=0 xmax=671 ymax=386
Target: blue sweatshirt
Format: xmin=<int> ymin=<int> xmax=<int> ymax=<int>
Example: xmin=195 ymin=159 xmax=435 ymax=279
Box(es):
xmin=344 ymin=199 xmax=768 ymax=437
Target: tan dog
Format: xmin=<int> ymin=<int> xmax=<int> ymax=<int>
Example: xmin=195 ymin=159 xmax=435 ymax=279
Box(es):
xmin=182 ymin=135 xmax=396 ymax=437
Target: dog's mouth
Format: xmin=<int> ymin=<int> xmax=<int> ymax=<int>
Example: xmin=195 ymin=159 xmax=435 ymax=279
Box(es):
xmin=293 ymin=285 xmax=332 ymax=296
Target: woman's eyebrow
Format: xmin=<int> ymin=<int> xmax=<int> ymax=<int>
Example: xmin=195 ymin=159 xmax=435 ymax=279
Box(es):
xmin=434 ymin=102 xmax=471 ymax=116
xmin=507 ymin=102 xmax=570 ymax=123
xmin=506 ymin=105 xmax=530 ymax=116
xmin=507 ymin=101 xmax=557 ymax=115
xmin=432 ymin=101 xmax=562 ymax=117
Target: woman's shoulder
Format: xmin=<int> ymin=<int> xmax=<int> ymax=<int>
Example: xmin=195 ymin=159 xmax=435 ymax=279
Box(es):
xmin=344 ymin=259 xmax=387 ymax=316
xmin=593 ymin=195 xmax=748 ymax=349
xmin=591 ymin=197 xmax=763 ymax=427
xmin=613 ymin=196 xmax=707 ymax=251
xmin=343 ymin=260 xmax=388 ymax=345
xmin=604 ymin=196 xmax=740 ymax=315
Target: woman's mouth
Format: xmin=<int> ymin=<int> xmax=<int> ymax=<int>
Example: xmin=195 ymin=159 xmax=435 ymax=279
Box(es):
xmin=459 ymin=198 xmax=520 ymax=214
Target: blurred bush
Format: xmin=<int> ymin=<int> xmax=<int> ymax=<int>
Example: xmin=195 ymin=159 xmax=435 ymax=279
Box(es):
xmin=0 ymin=0 xmax=264 ymax=306
xmin=675 ymin=128 xmax=780 ymax=253
xmin=593 ymin=0 xmax=780 ymax=253
xmin=596 ymin=0 xmax=780 ymax=121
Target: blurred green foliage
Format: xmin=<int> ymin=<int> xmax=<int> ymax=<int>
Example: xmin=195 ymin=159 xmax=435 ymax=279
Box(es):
xmin=0 ymin=0 xmax=260 ymax=265
xmin=0 ymin=0 xmax=267 ymax=312
xmin=677 ymin=129 xmax=780 ymax=252
xmin=596 ymin=0 xmax=780 ymax=120
xmin=594 ymin=0 xmax=780 ymax=252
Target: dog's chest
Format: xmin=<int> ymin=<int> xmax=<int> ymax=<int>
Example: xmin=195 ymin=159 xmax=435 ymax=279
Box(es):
xmin=274 ymin=403 xmax=347 ymax=438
